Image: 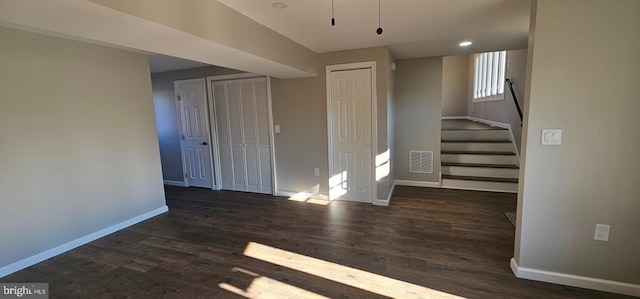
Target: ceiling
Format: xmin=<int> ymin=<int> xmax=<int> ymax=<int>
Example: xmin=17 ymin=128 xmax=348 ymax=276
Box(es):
xmin=148 ymin=0 xmax=531 ymax=73
xmin=217 ymin=0 xmax=531 ymax=59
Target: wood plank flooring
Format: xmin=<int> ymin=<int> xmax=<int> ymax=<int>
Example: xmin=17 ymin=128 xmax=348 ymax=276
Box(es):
xmin=1 ymin=186 xmax=633 ymax=298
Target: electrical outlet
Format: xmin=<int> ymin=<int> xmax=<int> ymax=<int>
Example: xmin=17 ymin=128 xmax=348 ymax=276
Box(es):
xmin=314 ymin=168 xmax=320 ymax=177
xmin=594 ymin=224 xmax=610 ymax=242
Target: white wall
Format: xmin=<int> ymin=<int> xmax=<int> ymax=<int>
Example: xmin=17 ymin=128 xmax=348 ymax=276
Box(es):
xmin=515 ymin=0 xmax=640 ymax=293
xmin=151 ymin=66 xmax=243 ymax=182
xmin=0 ymin=27 xmax=166 ymax=272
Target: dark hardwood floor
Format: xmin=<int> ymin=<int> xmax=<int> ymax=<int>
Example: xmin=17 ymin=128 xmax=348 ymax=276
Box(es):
xmin=1 ymin=186 xmax=633 ymax=298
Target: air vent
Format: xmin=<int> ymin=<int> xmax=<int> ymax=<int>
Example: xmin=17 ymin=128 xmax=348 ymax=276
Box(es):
xmin=409 ymin=151 xmax=433 ymax=173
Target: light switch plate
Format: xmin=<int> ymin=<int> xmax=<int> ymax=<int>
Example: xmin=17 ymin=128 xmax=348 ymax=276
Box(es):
xmin=274 ymin=125 xmax=280 ymax=134
xmin=541 ymin=129 xmax=562 ymax=145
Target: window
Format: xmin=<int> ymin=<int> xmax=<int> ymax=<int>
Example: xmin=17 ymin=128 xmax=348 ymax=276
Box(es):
xmin=473 ymin=51 xmax=506 ymax=102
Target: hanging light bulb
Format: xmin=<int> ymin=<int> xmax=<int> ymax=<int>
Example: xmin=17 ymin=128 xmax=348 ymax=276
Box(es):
xmin=376 ymin=0 xmax=383 ymax=35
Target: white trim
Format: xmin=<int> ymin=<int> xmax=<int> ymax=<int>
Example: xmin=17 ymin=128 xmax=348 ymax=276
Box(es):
xmin=206 ymin=74 xmax=276 ymax=194
xmin=441 ymin=116 xmax=509 ymax=129
xmin=163 ymin=180 xmax=187 ymax=187
xmin=510 ymin=258 xmax=640 ymax=297
xmin=441 ymin=116 xmax=469 ymax=120
xmin=465 ymin=116 xmax=510 ymax=130
xmin=275 ymin=191 xmax=329 ymax=201
xmin=326 ymin=61 xmax=377 ymax=205
xmin=372 ymin=198 xmax=390 ymax=207
xmin=0 ymin=206 xmax=169 ymax=278
xmin=174 ymin=80 xmax=189 ymax=187
xmin=472 ymin=94 xmax=505 ymax=103
xmin=205 ymin=76 xmax=222 ymax=190
xmin=394 ymin=180 xmax=441 ymax=188
xmin=373 ymin=181 xmax=395 ymax=207
xmin=266 ymin=77 xmax=278 ymax=196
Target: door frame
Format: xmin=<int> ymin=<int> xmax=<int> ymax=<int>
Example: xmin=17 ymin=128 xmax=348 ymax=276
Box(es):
xmin=325 ymin=61 xmax=377 ymax=203
xmin=206 ymin=73 xmax=278 ymax=194
xmin=174 ymin=78 xmax=215 ymax=188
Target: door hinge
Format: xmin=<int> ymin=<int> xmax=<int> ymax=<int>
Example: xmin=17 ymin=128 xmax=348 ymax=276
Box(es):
xmin=184 ymin=173 xmax=188 ymax=178
xmin=181 ymin=135 xmax=185 ymax=140
xmin=177 ymin=95 xmax=182 ymax=101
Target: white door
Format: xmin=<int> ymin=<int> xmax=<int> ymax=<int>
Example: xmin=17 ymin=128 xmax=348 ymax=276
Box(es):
xmin=175 ymin=79 xmax=213 ymax=188
xmin=211 ymin=77 xmax=272 ymax=194
xmin=211 ymin=81 xmax=244 ymax=190
xmin=329 ymin=68 xmax=372 ymax=203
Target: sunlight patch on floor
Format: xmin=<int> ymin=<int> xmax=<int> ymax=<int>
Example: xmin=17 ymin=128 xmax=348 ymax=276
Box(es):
xmin=243 ymin=242 xmax=466 ymax=299
xmin=219 ymin=267 xmax=329 ymax=299
xmin=287 ymin=192 xmax=330 ymax=205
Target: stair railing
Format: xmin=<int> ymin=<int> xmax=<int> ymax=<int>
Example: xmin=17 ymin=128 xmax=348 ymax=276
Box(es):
xmin=506 ymin=78 xmax=523 ymax=127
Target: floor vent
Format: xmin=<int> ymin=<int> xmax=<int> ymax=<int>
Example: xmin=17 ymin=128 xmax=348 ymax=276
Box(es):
xmin=409 ymin=151 xmax=433 ymax=173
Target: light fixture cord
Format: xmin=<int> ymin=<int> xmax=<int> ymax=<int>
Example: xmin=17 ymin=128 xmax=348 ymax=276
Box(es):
xmin=378 ymin=0 xmax=381 ymax=27
xmin=331 ymin=0 xmax=335 ymax=26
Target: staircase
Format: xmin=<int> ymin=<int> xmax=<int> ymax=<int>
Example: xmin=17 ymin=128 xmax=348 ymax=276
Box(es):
xmin=441 ymin=119 xmax=519 ymax=193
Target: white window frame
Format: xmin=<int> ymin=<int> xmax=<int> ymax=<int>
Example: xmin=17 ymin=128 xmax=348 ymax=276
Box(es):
xmin=473 ymin=51 xmax=507 ymax=102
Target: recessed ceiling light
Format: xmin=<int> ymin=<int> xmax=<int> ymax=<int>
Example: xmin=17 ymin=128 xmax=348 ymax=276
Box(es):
xmin=459 ymin=41 xmax=473 ymax=47
xmin=272 ymin=2 xmax=287 ymax=9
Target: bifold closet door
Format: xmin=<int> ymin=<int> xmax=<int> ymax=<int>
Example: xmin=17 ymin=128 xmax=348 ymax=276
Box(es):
xmin=212 ymin=77 xmax=272 ymax=194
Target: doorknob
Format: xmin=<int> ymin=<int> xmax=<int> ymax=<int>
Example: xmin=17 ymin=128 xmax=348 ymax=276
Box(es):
xmin=200 ymin=142 xmax=208 ymax=146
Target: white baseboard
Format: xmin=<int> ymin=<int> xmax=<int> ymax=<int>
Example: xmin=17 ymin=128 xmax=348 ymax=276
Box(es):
xmin=163 ymin=180 xmax=187 ymax=187
xmin=373 ymin=180 xmax=396 ymax=207
xmin=0 ymin=206 xmax=169 ymax=278
xmin=510 ymin=258 xmax=640 ymax=297
xmin=372 ymin=198 xmax=389 ymax=206
xmin=441 ymin=116 xmax=468 ymax=120
xmin=275 ymin=190 xmax=329 ymax=200
xmin=442 ymin=115 xmax=509 ymax=130
xmin=394 ymin=180 xmax=441 ymax=188
xmin=464 ymin=116 xmax=510 ymax=130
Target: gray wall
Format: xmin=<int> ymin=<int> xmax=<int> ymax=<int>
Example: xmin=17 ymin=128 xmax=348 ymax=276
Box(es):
xmin=151 ymin=66 xmax=242 ymax=182
xmin=469 ymin=49 xmax=527 ymax=153
xmin=516 ymin=0 xmax=640 ymax=286
xmin=270 ymin=46 xmax=394 ymax=201
xmin=0 ymin=27 xmax=166 ymax=269
xmin=393 ymin=57 xmax=443 ymax=183
xmin=441 ymin=55 xmax=469 ymax=117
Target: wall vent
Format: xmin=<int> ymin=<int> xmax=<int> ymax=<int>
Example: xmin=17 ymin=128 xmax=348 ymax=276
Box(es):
xmin=409 ymin=151 xmax=433 ymax=173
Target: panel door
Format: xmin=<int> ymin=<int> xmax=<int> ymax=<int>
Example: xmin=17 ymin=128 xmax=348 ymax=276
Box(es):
xmin=176 ymin=79 xmax=213 ymax=188
xmin=329 ymin=69 xmax=372 ymax=203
